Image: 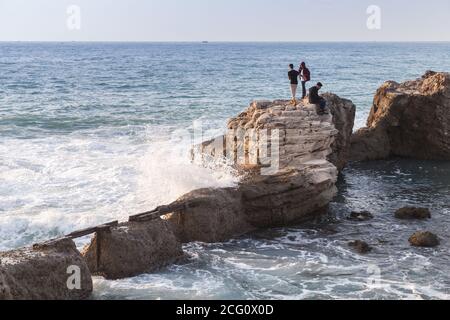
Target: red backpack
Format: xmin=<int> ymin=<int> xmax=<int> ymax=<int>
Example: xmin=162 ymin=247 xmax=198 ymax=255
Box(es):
xmin=302 ymin=68 xmax=311 ymax=82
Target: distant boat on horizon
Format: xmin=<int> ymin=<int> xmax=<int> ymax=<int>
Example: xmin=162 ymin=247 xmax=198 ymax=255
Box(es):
xmin=202 ymin=41 xmax=209 ymax=44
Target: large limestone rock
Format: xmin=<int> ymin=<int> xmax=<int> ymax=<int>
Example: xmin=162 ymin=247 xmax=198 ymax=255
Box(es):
xmin=211 ymin=96 xmax=355 ymax=171
xmin=0 ymin=238 xmax=92 ymax=300
xmin=167 ymin=97 xmax=355 ymax=243
xmin=82 ymin=219 xmax=184 ymax=280
xmin=351 ymin=71 xmax=450 ymax=161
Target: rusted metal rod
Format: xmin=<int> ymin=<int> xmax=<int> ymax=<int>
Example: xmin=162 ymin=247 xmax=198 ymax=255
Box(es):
xmin=128 ymin=203 xmax=186 ymax=222
xmin=65 ymin=221 xmax=119 ymax=239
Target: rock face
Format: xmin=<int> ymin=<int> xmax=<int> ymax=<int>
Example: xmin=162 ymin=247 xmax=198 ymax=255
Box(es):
xmin=168 ymin=97 xmax=355 ymax=243
xmin=395 ymin=207 xmax=431 ymax=220
xmin=351 ymin=71 xmax=450 ymax=161
xmin=0 ymin=238 xmax=92 ymax=300
xmin=409 ymin=231 xmax=440 ymax=248
xmin=82 ymin=219 xmax=184 ymax=280
xmin=324 ymin=93 xmax=357 ymax=171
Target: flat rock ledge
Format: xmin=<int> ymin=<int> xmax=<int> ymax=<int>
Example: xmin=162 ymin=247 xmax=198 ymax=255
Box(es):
xmin=351 ymin=71 xmax=450 ymax=161
xmin=0 ymin=238 xmax=92 ymax=300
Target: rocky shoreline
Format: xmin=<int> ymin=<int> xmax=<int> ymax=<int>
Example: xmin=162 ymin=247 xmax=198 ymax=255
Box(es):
xmin=1 ymin=71 xmax=448 ymax=300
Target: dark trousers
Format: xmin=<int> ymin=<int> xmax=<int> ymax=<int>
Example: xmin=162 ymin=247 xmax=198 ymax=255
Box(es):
xmin=319 ymin=98 xmax=326 ymax=110
xmin=301 ymin=81 xmax=307 ymax=99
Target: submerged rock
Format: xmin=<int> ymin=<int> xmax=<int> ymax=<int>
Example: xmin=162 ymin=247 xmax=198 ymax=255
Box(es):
xmin=347 ymin=211 xmax=374 ymax=221
xmin=348 ymin=240 xmax=372 ymax=254
xmin=409 ymin=231 xmax=440 ymax=248
xmin=82 ymin=219 xmax=184 ymax=280
xmin=395 ymin=207 xmax=431 ymax=220
xmin=351 ymin=71 xmax=450 ymax=161
xmin=0 ymin=238 xmax=92 ymax=300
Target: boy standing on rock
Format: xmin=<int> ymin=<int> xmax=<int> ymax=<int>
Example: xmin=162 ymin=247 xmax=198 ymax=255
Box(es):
xmin=288 ymin=64 xmax=300 ymax=105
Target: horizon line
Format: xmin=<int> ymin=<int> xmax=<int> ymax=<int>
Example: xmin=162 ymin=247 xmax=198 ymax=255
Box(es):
xmin=1 ymin=40 xmax=450 ymax=44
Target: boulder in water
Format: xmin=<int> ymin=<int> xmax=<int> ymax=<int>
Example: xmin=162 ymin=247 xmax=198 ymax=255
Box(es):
xmin=409 ymin=231 xmax=440 ymax=248
xmin=395 ymin=207 xmax=431 ymax=220
xmin=347 ymin=211 xmax=374 ymax=221
xmin=348 ymin=240 xmax=372 ymax=254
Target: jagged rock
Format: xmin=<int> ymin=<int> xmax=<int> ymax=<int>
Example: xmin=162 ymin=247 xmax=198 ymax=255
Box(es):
xmin=351 ymin=71 xmax=450 ymax=161
xmin=409 ymin=231 xmax=440 ymax=248
xmin=348 ymin=240 xmax=372 ymax=254
xmin=0 ymin=238 xmax=92 ymax=300
xmin=82 ymin=219 xmax=184 ymax=280
xmin=347 ymin=211 xmax=374 ymax=221
xmin=395 ymin=207 xmax=431 ymax=220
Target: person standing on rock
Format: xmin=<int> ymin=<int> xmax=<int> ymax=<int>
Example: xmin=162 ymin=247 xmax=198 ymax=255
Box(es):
xmin=309 ymin=82 xmax=328 ymax=115
xmin=299 ymin=62 xmax=311 ymax=99
xmin=288 ymin=64 xmax=300 ymax=105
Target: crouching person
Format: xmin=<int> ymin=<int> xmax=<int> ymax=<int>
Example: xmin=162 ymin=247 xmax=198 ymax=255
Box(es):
xmin=308 ymin=82 xmax=328 ymax=115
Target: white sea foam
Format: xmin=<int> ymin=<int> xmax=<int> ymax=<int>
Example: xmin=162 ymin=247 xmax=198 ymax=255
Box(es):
xmin=0 ymin=125 xmax=238 ymax=250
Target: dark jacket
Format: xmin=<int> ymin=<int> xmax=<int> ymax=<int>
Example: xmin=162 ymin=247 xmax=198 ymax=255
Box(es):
xmin=309 ymin=86 xmax=321 ymax=104
xmin=288 ymin=70 xmax=299 ymax=85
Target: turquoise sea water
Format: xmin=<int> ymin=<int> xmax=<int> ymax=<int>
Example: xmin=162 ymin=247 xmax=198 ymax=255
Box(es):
xmin=0 ymin=42 xmax=449 ymax=299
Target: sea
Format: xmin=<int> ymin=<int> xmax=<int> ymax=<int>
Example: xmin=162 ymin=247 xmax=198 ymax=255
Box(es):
xmin=0 ymin=42 xmax=449 ymax=300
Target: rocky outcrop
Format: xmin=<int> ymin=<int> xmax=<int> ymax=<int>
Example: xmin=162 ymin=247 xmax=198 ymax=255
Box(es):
xmin=409 ymin=231 xmax=440 ymax=248
xmin=82 ymin=219 xmax=184 ymax=280
xmin=395 ymin=207 xmax=431 ymax=220
xmin=168 ymin=97 xmax=355 ymax=243
xmin=351 ymin=71 xmax=450 ymax=161
xmin=0 ymin=238 xmax=92 ymax=300
xmin=1 ymin=95 xmax=356 ymax=289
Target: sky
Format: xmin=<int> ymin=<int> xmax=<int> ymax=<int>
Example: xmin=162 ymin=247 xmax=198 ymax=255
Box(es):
xmin=0 ymin=0 xmax=449 ymax=42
